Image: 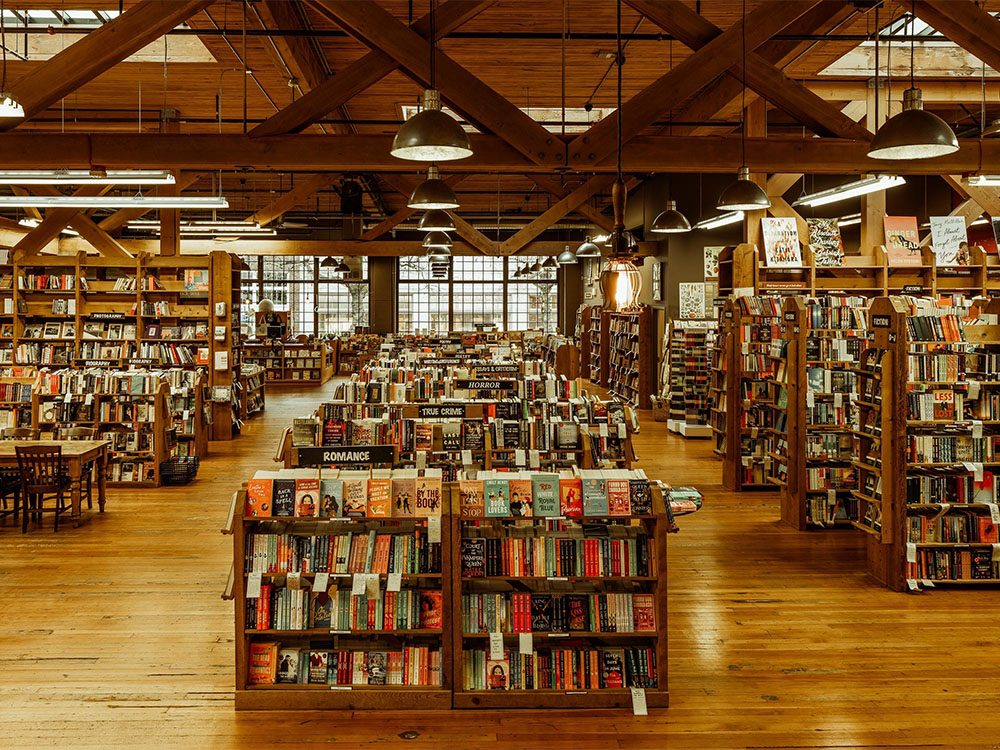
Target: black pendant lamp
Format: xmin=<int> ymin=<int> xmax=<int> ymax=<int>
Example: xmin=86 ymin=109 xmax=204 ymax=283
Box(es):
xmin=422 ymin=230 xmax=453 ymax=250
xmin=408 ymin=165 xmax=460 ymax=210
xmin=557 ymin=244 xmax=578 ymax=264
xmin=650 ymin=199 xmax=691 ymax=234
xmin=717 ymin=0 xmax=770 ymax=212
xmin=418 ymin=209 xmax=456 ymax=231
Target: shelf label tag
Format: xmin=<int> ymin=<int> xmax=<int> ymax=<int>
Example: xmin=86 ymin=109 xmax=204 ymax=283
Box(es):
xmin=906 ymin=543 xmax=917 ymax=563
xmin=599 ymin=422 xmax=608 ymax=437
xmin=313 ymin=572 xmax=329 ymax=593
xmin=993 ymin=544 xmax=1000 ymax=563
xmin=741 ymin=342 xmax=749 ymax=355
xmin=973 ymin=463 xmax=984 ymax=483
xmin=365 ymin=573 xmax=381 ymax=599
xmin=967 ymin=380 xmax=981 ymax=400
xmin=827 ymin=489 xmax=836 ymax=507
xmin=462 ymin=449 xmax=473 ymax=466
xmin=387 ymin=570 xmax=402 ymax=592
xmin=833 ymin=393 xmax=843 ymax=409
xmin=246 ymin=571 xmax=262 ymax=599
xmin=427 ymin=515 xmax=442 ymax=543
xmin=618 ymin=423 xmax=627 ymax=439
xmin=329 ymin=685 xmax=352 ymax=691
xmin=515 ymin=449 xmax=526 ymax=466
xmin=84 ymin=393 xmax=93 ymax=406
xmin=630 ymin=687 xmax=648 ymax=716
xmin=489 ymin=631 xmax=504 ymax=660
xmin=985 ymin=503 xmax=1000 ymax=524
xmin=906 ymin=578 xmax=920 ymax=591
xmin=351 ymin=573 xmax=366 ymax=596
xmin=529 ymin=450 xmax=541 ymax=469
xmin=806 ymin=391 xmax=815 ymax=408
xmin=63 ymin=391 xmax=72 ymax=404
xmin=416 ymin=450 xmax=428 ymax=470
xmin=972 ymin=420 xmax=983 ymax=440
xmin=286 ymin=571 xmax=302 ymax=590
xmin=518 ymin=631 xmax=533 ymax=655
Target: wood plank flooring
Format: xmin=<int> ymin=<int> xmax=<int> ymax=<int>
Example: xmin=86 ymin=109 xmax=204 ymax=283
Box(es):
xmin=1 ymin=380 xmax=999 ymax=749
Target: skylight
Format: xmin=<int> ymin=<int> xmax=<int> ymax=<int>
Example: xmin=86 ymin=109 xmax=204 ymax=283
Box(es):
xmin=398 ymin=104 xmax=615 ymax=134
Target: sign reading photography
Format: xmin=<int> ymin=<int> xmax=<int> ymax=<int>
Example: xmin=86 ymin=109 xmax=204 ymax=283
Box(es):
xmin=418 ymin=405 xmax=467 ymax=418
xmin=455 ymin=379 xmax=517 ymax=390
xmin=296 ymin=445 xmax=396 ymax=466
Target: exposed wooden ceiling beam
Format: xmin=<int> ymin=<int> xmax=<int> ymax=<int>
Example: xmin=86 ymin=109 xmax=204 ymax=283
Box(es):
xmin=360 ymin=174 xmax=467 ymax=241
xmin=943 ymin=175 xmax=1000 ymax=218
xmin=0 ymin=0 xmax=213 ymax=132
xmin=98 ymin=172 xmax=205 ymax=234
xmin=13 ymin=184 xmax=113 ymax=255
xmin=911 ymin=1 xmax=1000 ymax=76
xmin=251 ymin=0 xmax=495 ymax=138
xmin=29 ymin=186 xmax=132 ymax=258
xmin=309 ymin=0 xmax=557 ymax=165
xmin=500 ymin=175 xmax=615 ymax=255
xmin=246 ymin=173 xmax=338 ymax=227
xmin=625 ymin=0 xmax=870 ymax=141
xmin=10 ymin=132 xmax=1000 ymax=173
xmin=567 ymin=1 xmax=822 ymax=166
xmin=530 ymin=174 xmax=614 ymax=233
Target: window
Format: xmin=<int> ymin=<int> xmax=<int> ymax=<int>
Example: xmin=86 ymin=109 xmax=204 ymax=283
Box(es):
xmin=240 ymin=256 xmax=369 ymax=337
xmin=397 ymin=256 xmax=557 ymax=333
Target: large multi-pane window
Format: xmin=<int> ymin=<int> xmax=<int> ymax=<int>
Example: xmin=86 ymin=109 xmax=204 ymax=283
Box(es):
xmin=240 ymin=256 xmax=369 ymax=337
xmin=398 ymin=256 xmax=557 ymax=333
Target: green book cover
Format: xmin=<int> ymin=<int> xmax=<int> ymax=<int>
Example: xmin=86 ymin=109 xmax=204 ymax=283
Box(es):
xmin=531 ymin=473 xmax=560 ymax=517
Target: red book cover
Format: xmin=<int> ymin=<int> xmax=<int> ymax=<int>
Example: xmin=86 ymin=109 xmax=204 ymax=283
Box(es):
xmin=978 ymin=517 xmax=999 ymax=543
xmin=559 ymin=477 xmax=583 ymax=517
xmin=294 ymin=477 xmax=319 ymax=517
xmin=632 ymin=593 xmax=655 ymax=631
xmin=245 ymin=473 xmax=273 ymax=518
xmin=419 ymin=590 xmax=443 ymax=629
xmin=606 ymin=479 xmax=631 ymax=515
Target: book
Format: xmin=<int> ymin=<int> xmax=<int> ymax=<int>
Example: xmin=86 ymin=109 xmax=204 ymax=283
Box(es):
xmin=294 ymin=476 xmax=319 ymax=517
xmin=484 ymin=477 xmax=510 ymax=517
xmin=310 ymin=594 xmax=333 ymax=629
xmin=245 ymin=470 xmax=274 ymax=518
xmin=559 ymin=474 xmax=583 ymax=517
xmin=419 ymin=590 xmax=443 ymax=629
xmin=601 ymin=649 xmax=625 ymax=688
xmin=319 ymin=478 xmax=343 ymax=518
xmin=367 ymin=476 xmax=392 ymax=517
xmin=629 ymin=478 xmax=652 ymax=515
xmin=276 ymin=648 xmax=301 ymax=684
xmin=462 ymin=419 xmax=484 ymax=450
xmin=248 ymin=642 xmax=279 ymax=685
xmin=507 ymin=478 xmax=533 ymax=518
xmin=308 ymin=651 xmax=329 ymax=684
xmin=414 ymin=423 xmax=434 ymax=452
xmin=582 ymin=476 xmax=609 ymax=515
xmin=806 ymin=217 xmax=844 ymax=267
xmin=366 ymin=651 xmax=388 ymax=685
xmin=183 ymin=268 xmax=210 ymax=291
xmin=391 ymin=472 xmax=417 ymax=517
xmin=458 ymin=479 xmax=485 ymax=518
xmin=882 ymin=216 xmax=922 ymax=267
xmin=461 ymin=538 xmax=486 ymax=578
xmin=342 ymin=477 xmax=368 ymax=517
xmin=531 ymin=473 xmax=560 ymax=516
xmin=271 ymin=478 xmax=296 ymax=517
xmin=930 ymin=215 xmax=970 ymax=266
xmin=415 ymin=473 xmax=443 ymax=516
xmin=530 ymin=594 xmax=553 ymax=631
xmin=486 ymin=656 xmax=509 ymax=690
xmin=632 ymin=593 xmax=655 ymax=631
xmin=761 ymin=216 xmax=802 ymax=267
xmin=606 ymin=478 xmax=631 ymax=515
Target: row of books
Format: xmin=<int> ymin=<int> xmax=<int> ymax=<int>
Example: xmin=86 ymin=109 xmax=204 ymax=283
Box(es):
xmin=461 ymin=646 xmax=657 ymax=691
xmin=36 ymin=400 xmax=156 ymax=424
xmin=21 ymin=321 xmax=77 ymax=339
xmin=806 ymin=337 xmax=862 ymax=363
xmin=35 ymin=369 xmax=167 ymax=395
xmin=111 ymin=275 xmax=164 ymax=291
xmin=332 ymin=377 xmax=583 ymax=404
xmin=249 ymin=643 xmax=442 ymax=686
xmin=460 ymin=534 xmax=651 ymax=578
xmin=907 ymin=548 xmax=999 ymax=581
xmin=320 ymin=396 xmax=629 ymax=425
xmin=244 ymin=529 xmax=440 ymax=575
xmin=13 ymin=343 xmax=72 ymax=365
xmin=106 ymin=460 xmax=156 ymax=483
xmin=906 ymin=352 xmax=990 ymax=382
xmin=906 ymin=513 xmax=999 ymax=544
xmin=137 ymin=342 xmax=207 ymax=366
xmin=18 ymin=274 xmax=82 ymax=290
xmin=0 ymin=381 xmax=31 ymax=402
xmin=806 ymin=298 xmax=868 ymax=330
xmin=460 ymin=592 xmax=654 ymax=634
xmin=906 ymin=473 xmax=996 ymax=505
xmin=906 ymin=435 xmax=997 ymax=463
xmin=246 ymin=587 xmax=443 ymax=632
xmin=905 ymin=313 xmax=966 ymax=342
xmin=736 ymin=296 xmax=782 ymax=316
xmin=806 ymin=433 xmax=853 ymax=460
xmin=79 ymin=342 xmax=135 ymax=360
xmin=806 ymin=467 xmax=856 ymax=491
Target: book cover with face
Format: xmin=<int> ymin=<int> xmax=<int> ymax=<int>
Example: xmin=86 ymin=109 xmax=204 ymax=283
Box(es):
xmin=507 ymin=479 xmax=533 ymax=518
xmin=318 ymin=478 xmax=343 ymax=518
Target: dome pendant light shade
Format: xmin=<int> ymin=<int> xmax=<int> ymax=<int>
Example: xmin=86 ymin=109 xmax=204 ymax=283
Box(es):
xmin=542 ymin=256 xmax=558 ymax=268
xmin=408 ymin=165 xmax=460 ymax=210
xmin=427 ymin=251 xmax=451 ymax=263
xmin=867 ymin=87 xmax=959 ymax=160
xmin=717 ymin=166 xmax=771 ymax=211
xmin=529 ymin=261 xmax=542 ymax=273
xmin=417 ymin=209 xmax=456 ymax=232
xmin=0 ymin=92 xmax=24 ymax=118
xmin=575 ymin=236 xmax=601 ymax=258
xmin=391 ymin=89 xmax=473 ymax=162
xmin=320 ymin=256 xmax=338 ymax=268
xmin=334 ymin=260 xmax=351 ymax=275
xmin=422 ymin=230 xmax=453 ymax=250
xmin=650 ymin=199 xmax=691 ymax=234
xmin=557 ymin=244 xmax=578 ymax=264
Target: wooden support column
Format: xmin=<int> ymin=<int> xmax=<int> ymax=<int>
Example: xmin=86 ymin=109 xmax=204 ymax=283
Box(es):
xmin=743 ymin=98 xmax=767 ymax=250
xmin=159 ymin=177 xmax=180 ymax=257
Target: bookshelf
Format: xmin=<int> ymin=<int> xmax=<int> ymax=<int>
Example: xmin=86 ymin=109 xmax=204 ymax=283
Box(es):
xmin=0 ymin=373 xmax=34 ymax=430
xmin=664 ymin=320 xmax=716 ymax=438
xmin=451 ymin=476 xmax=669 ymax=708
xmin=539 ymin=334 xmax=581 ymax=380
xmin=230 ymin=471 xmax=452 ymax=709
xmin=709 ymin=311 xmax=729 ymax=458
xmin=856 ymin=296 xmax=1000 ymax=590
xmin=589 ymin=307 xmax=605 ymax=386
xmin=575 ymin=304 xmax=592 ymax=376
xmin=0 ymin=248 xmax=11 ymax=364
xmin=239 ymin=363 xmax=267 ymax=422
xmin=606 ymin=307 xmax=652 ymax=408
xmin=243 ymin=340 xmax=335 ymax=385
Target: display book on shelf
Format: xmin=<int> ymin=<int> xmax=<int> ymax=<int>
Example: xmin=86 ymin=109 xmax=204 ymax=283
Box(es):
xmin=239 ymin=362 xmax=266 ymax=421
xmin=713 ymin=296 xmax=785 ymax=491
xmin=660 ymin=319 xmax=716 ymax=439
xmin=31 ymin=367 xmax=209 ymax=486
xmin=242 ymin=339 xmax=335 ymax=385
xmin=605 ymin=305 xmax=652 ymax=408
xmin=0 ymin=249 xmax=241 ymax=441
xmin=225 ymin=464 xmax=671 ymax=710
xmin=850 ymin=295 xmax=1000 ymax=591
xmin=771 ymin=296 xmax=870 ymax=530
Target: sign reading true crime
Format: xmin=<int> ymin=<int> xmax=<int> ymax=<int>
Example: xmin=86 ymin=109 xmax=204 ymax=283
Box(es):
xmin=296 ymin=445 xmax=396 ymax=466
xmin=418 ymin=405 xmax=467 ymax=418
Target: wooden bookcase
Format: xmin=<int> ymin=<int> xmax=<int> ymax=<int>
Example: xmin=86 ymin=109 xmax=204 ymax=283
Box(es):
xmin=589 ymin=307 xmax=605 ymax=386
xmin=855 ymin=296 xmax=1000 ymax=590
xmin=664 ymin=320 xmax=716 ymax=438
xmin=229 ymin=486 xmax=453 ymax=710
xmin=239 ymin=363 xmax=267 ymax=421
xmin=575 ymin=304 xmax=593 ymax=375
xmin=0 ymin=247 xmax=14 ymax=365
xmin=606 ymin=307 xmax=652 ymax=408
xmin=244 ymin=340 xmax=335 ymax=385
xmin=539 ymin=335 xmax=581 ymax=380
xmin=450 ymin=484 xmax=669 ymax=708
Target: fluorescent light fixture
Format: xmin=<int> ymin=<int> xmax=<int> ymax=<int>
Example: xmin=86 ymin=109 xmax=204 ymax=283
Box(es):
xmin=591 ymin=233 xmax=609 ymax=244
xmin=128 ymin=220 xmax=273 ymax=234
xmin=0 ymin=195 xmax=228 ymax=209
xmin=836 ymin=213 xmax=861 ymax=227
xmin=967 ymin=175 xmax=1000 ymax=187
xmin=694 ymin=211 xmax=744 ymax=230
xmin=792 ymin=175 xmax=905 ymax=208
xmin=970 ymin=216 xmax=989 ymax=227
xmin=18 ymin=218 xmax=79 ymax=236
xmin=0 ymin=170 xmax=175 ymax=185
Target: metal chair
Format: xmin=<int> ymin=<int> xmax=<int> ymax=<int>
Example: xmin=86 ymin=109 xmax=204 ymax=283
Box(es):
xmin=15 ymin=445 xmax=70 ymax=533
xmin=57 ymin=426 xmax=97 ymax=509
xmin=0 ymin=427 xmax=39 ymax=523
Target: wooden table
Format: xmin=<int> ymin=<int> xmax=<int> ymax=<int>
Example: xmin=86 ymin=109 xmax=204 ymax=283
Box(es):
xmin=0 ymin=440 xmax=110 ymax=527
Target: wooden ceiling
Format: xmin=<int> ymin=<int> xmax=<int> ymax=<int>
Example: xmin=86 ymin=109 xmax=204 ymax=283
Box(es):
xmin=2 ymin=0 xmax=1000 ymax=254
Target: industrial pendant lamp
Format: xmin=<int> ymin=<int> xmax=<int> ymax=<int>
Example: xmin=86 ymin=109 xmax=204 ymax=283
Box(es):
xmin=428 ymin=251 xmax=451 ymax=264
xmin=390 ymin=2 xmax=472 ymax=161
xmin=0 ymin=0 xmax=23 ymax=119
xmin=867 ymin=5 xmax=957 ymax=160
xmin=575 ymin=236 xmax=600 ymax=258
xmin=320 ymin=256 xmax=338 ymax=268
xmin=598 ymin=0 xmax=642 ymax=312
xmin=408 ymin=165 xmax=460 ymax=209
xmin=717 ymin=0 xmax=770 ymax=212
xmin=650 ymin=199 xmax=691 ymax=234
xmin=422 ymin=230 xmax=453 ymax=251
xmin=542 ymin=255 xmax=558 ymax=269
xmin=334 ymin=259 xmax=351 ymax=275
xmin=557 ymin=244 xmax=578 ymax=264
xmin=417 ymin=208 xmax=456 ymax=231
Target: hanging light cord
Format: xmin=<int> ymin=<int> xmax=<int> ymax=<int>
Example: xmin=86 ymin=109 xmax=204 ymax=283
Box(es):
xmin=616 ymin=0 xmax=622 ymax=183
xmin=430 ymin=0 xmax=436 ymax=90
xmin=1 ymin=0 xmax=7 ymax=92
xmin=740 ymin=0 xmax=746 ymax=167
xmin=910 ymin=0 xmax=915 ymax=90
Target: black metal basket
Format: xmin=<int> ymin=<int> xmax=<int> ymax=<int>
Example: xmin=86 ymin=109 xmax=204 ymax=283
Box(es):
xmin=160 ymin=456 xmax=200 ymax=485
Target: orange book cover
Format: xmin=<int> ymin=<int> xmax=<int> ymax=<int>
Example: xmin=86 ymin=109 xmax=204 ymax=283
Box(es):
xmin=245 ymin=473 xmax=273 ymax=518
xmin=415 ymin=476 xmax=443 ymax=516
xmin=883 ymin=216 xmax=923 ymax=267
xmin=367 ymin=478 xmax=391 ymax=517
xmin=559 ymin=477 xmax=583 ymax=517
xmin=508 ymin=479 xmax=534 ymax=518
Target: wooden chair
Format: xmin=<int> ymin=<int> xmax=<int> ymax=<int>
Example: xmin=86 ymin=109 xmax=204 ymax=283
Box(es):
xmin=15 ymin=445 xmax=70 ymax=533
xmin=1 ymin=427 xmax=40 ymax=440
xmin=0 ymin=427 xmax=39 ymax=523
xmin=57 ymin=426 xmax=97 ymax=509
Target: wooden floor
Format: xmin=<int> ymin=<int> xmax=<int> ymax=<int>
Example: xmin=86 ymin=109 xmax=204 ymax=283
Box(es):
xmin=2 ymin=380 xmax=999 ymax=749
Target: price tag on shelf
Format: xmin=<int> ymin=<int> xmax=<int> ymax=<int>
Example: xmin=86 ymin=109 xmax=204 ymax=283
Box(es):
xmin=84 ymin=393 xmax=93 ymax=406
xmin=489 ymin=631 xmax=504 ymax=660
xmin=741 ymin=342 xmax=749 ymax=355
xmin=984 ymin=503 xmax=1000 ymax=524
xmin=750 ymin=427 xmax=758 ymax=439
xmin=529 ymin=450 xmax=541 ymax=469
xmin=515 ymin=449 xmax=526 ymax=467
xmin=286 ymin=571 xmax=302 ymax=590
xmin=806 ymin=391 xmax=815 ymax=408
xmin=906 ymin=543 xmax=917 ymax=563
xmin=967 ymin=380 xmax=981 ymax=400
xmin=183 ymin=409 xmax=190 ymax=422
xmin=827 ymin=489 xmax=836 ymax=507
xmin=387 ymin=570 xmax=402 ymax=593
xmin=973 ymin=463 xmax=984 ymax=483
xmin=630 ymin=687 xmax=648 ymax=716
xmin=972 ymin=420 xmax=983 ymax=440
xmin=351 ymin=573 xmax=366 ymax=596
xmin=993 ymin=544 xmax=1000 ymax=563
xmin=906 ymin=578 xmax=920 ymax=591
xmin=462 ymin=449 xmax=473 ymax=466
xmin=833 ymin=393 xmax=843 ymax=409
xmin=518 ymin=631 xmax=533 ymax=655
xmin=313 ymin=572 xmax=329 ymax=593
xmin=416 ymin=451 xmax=428 ymax=470
xmin=246 ymin=571 xmax=262 ymax=599
xmin=365 ymin=573 xmax=380 ymax=599
xmin=427 ymin=515 xmax=442 ymax=543
xmin=617 ymin=423 xmax=626 ymax=439
xmin=599 ymin=423 xmax=608 ymax=437
xmin=63 ymin=391 xmax=72 ymax=404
